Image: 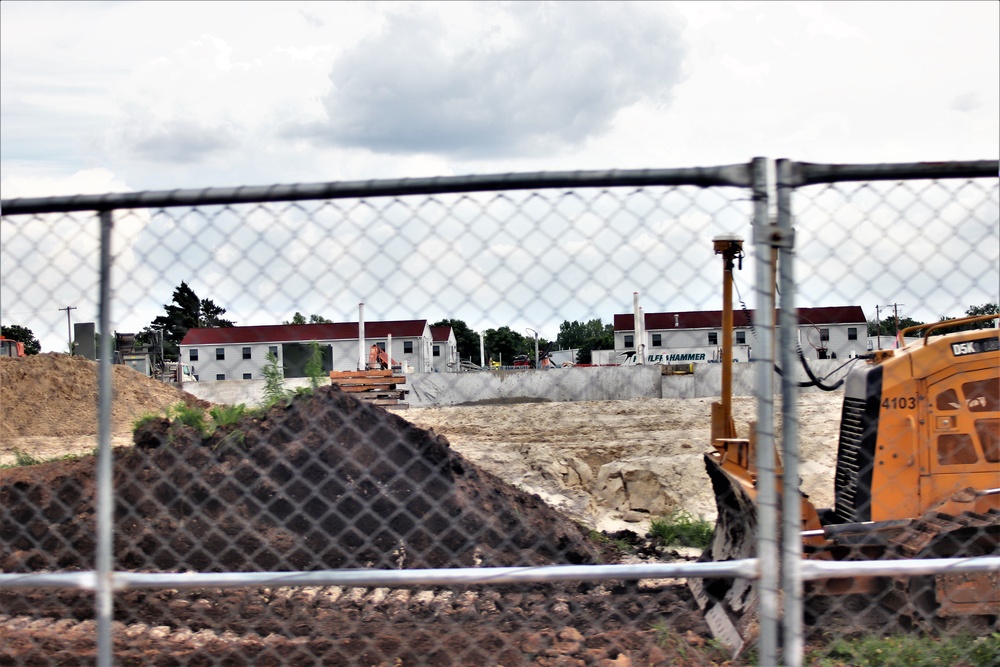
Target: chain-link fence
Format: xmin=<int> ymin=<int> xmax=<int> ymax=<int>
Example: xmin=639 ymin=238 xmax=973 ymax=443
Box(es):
xmin=2 ymin=159 xmax=997 ymax=666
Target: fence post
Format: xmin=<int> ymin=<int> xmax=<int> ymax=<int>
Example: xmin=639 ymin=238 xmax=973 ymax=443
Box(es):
xmin=96 ymin=209 xmax=115 ymax=667
xmin=776 ymin=159 xmax=803 ymax=666
xmin=751 ymin=157 xmax=779 ymax=665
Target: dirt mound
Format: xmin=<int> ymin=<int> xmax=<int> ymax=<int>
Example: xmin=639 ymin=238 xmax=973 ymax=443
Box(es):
xmin=0 ymin=353 xmax=206 ymax=441
xmin=1 ymin=385 xmax=603 ymax=573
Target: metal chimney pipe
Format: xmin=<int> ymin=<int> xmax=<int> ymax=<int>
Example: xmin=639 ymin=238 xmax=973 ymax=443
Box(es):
xmin=358 ymin=303 xmax=366 ymax=370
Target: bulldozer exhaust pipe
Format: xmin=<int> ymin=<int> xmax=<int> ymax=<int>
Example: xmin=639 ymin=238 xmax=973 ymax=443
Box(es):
xmin=712 ymin=234 xmax=744 ymax=445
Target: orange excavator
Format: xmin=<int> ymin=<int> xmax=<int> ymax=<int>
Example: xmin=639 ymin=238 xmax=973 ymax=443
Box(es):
xmin=368 ymin=344 xmax=399 ymax=371
xmin=692 ymin=236 xmax=999 ymax=655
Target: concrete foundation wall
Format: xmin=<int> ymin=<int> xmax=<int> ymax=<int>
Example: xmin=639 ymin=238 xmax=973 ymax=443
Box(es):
xmin=184 ymin=359 xmax=851 ymax=407
xmin=406 ymin=366 xmax=663 ymax=407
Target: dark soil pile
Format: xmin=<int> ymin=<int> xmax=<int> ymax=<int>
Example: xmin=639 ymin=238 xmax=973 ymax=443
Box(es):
xmin=2 ymin=385 xmax=602 ymax=573
xmin=1 ymin=383 xmax=718 ymax=665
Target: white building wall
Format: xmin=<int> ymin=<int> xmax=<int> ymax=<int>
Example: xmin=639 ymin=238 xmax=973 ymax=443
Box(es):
xmin=430 ymin=333 xmax=458 ymax=372
xmin=182 ymin=342 xmax=284 ymax=381
xmin=616 ymin=322 xmax=866 ymax=363
xmin=181 ymin=329 xmax=437 ymax=381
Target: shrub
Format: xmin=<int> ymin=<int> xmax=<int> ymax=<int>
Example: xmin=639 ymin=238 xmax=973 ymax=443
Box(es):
xmin=262 ymin=351 xmax=286 ymax=402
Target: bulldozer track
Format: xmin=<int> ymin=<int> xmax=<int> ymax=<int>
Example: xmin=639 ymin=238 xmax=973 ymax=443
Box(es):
xmin=888 ymin=508 xmax=1000 ymax=558
xmin=880 ymin=508 xmax=1000 ymax=628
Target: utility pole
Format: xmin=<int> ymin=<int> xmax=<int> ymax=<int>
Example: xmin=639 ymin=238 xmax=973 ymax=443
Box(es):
xmin=875 ymin=305 xmax=881 ymax=350
xmin=880 ymin=303 xmax=905 ymax=344
xmin=59 ymin=306 xmax=77 ymax=354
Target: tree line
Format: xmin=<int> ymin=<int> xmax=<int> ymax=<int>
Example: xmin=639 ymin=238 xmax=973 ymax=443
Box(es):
xmin=866 ymin=303 xmax=998 ymax=337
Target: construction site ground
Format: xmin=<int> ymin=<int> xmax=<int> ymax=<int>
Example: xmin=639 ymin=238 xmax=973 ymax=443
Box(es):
xmin=0 ymin=354 xmax=849 ymax=666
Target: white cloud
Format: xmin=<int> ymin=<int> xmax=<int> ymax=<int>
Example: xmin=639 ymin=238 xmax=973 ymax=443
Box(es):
xmin=1 ymin=1 xmax=997 ymax=348
xmin=305 ymin=2 xmax=686 ymax=157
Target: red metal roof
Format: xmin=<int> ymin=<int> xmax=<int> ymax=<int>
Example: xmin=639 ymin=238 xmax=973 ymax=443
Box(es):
xmin=180 ymin=320 xmax=429 ymax=346
xmin=614 ymin=306 xmax=866 ymax=331
xmin=430 ymin=325 xmax=453 ymax=342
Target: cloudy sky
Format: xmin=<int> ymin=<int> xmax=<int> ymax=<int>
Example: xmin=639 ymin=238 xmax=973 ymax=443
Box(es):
xmin=2 ymin=1 xmax=998 ymax=352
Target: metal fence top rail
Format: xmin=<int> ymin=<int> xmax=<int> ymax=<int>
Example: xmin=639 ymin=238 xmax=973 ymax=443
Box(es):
xmin=1 ymin=163 xmax=756 ymax=216
xmin=3 ymin=159 xmax=995 ymax=216
xmin=788 ymin=159 xmax=998 ymax=186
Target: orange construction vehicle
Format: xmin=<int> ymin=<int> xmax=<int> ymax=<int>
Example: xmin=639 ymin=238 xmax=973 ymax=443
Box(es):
xmin=692 ymin=236 xmax=999 ymax=655
xmin=0 ymin=336 xmax=26 ymax=358
xmin=368 ymin=344 xmax=399 ymax=371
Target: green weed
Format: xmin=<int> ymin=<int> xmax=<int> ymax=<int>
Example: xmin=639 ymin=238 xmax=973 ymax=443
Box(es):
xmin=167 ymin=402 xmax=211 ymax=435
xmin=809 ymin=632 xmax=1000 ymax=667
xmin=209 ymin=404 xmax=246 ymax=427
xmin=2 ymin=448 xmax=95 ymax=469
xmin=132 ymin=411 xmax=164 ymax=431
xmin=648 ymin=510 xmax=714 ymax=549
xmin=262 ymin=351 xmax=286 ymax=402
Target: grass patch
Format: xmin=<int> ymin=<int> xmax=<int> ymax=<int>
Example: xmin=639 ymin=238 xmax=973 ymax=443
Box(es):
xmin=648 ymin=510 xmax=714 ymax=549
xmin=167 ymin=402 xmax=212 ymax=435
xmin=588 ymin=529 xmax=634 ymax=553
xmin=809 ymin=632 xmax=1000 ymax=667
xmin=209 ymin=404 xmax=246 ymax=428
xmin=2 ymin=448 xmax=96 ymax=469
xmin=132 ymin=411 xmax=164 ymax=431
xmin=3 ymin=448 xmax=44 ymax=468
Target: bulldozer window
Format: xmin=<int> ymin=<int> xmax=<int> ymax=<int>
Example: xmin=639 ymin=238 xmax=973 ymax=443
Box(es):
xmin=976 ymin=418 xmax=1000 ymax=462
xmin=936 ymin=388 xmax=960 ymax=410
xmin=937 ymin=433 xmax=979 ymax=465
xmin=962 ymin=377 xmax=999 ymax=412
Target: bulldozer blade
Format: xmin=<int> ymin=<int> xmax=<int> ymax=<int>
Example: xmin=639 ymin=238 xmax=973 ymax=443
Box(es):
xmin=689 ymin=453 xmax=761 ymax=658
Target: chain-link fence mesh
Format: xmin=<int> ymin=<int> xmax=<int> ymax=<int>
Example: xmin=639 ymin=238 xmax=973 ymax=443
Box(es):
xmin=2 ymin=160 xmax=997 ymax=666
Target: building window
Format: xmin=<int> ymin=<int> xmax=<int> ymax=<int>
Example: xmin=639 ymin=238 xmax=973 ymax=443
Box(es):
xmin=404 ymin=341 xmax=413 ymax=354
xmin=242 ymin=347 xmax=251 ymax=360
xmin=820 ymin=328 xmax=830 ymax=342
xmin=433 ymin=345 xmax=440 ymax=357
xmin=708 ymin=332 xmax=718 ymax=346
xmin=216 ymin=374 xmax=226 ymax=381
xmin=269 ymin=345 xmax=279 ymax=358
xmin=624 ymin=335 xmax=634 ymax=348
xmin=652 ymin=334 xmax=662 ymax=347
xmin=848 ymin=327 xmax=857 ymax=341
xmin=736 ymin=331 xmax=746 ymax=345
xmin=190 ymin=349 xmax=199 ymax=361
xmin=216 ymin=348 xmax=225 ymax=360
xmin=243 ymin=373 xmax=252 ymax=380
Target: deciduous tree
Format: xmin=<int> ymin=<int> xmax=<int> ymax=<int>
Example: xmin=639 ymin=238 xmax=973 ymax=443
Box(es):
xmin=432 ymin=319 xmax=480 ymax=362
xmin=556 ymin=318 xmax=613 ymax=364
xmin=0 ymin=324 xmax=41 ymax=355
